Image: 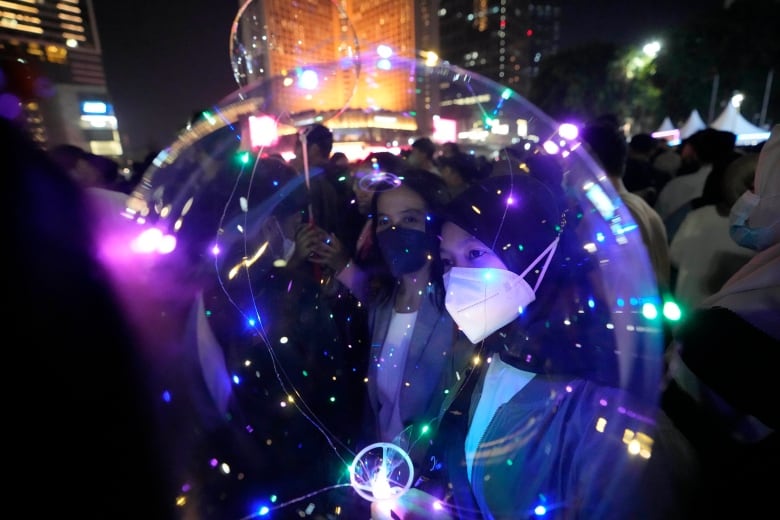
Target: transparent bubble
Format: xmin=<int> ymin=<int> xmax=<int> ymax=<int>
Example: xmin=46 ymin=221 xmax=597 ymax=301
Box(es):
xmin=102 ymin=54 xmax=669 ymax=519
xmin=230 ymin=0 xmax=360 ymax=126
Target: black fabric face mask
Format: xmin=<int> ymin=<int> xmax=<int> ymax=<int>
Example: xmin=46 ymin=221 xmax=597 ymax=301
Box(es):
xmin=376 ymin=226 xmax=436 ymax=277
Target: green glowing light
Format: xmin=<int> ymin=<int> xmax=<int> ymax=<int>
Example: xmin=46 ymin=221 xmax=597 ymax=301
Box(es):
xmin=663 ymin=301 xmax=682 ymax=322
xmin=641 ymin=302 xmax=658 ymax=320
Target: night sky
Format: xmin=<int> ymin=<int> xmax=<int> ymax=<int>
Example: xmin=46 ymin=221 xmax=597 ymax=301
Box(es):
xmin=92 ymin=0 xmax=722 ymax=160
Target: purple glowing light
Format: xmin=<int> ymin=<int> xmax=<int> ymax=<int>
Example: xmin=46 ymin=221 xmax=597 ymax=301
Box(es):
xmin=558 ymin=123 xmax=579 ymax=140
xmin=542 ymin=140 xmax=560 ymax=155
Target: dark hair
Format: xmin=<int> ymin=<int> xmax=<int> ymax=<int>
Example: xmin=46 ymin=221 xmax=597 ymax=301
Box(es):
xmin=629 ymin=133 xmax=659 ymax=155
xmin=330 ymin=151 xmax=348 ymax=164
xmin=48 ymin=143 xmax=89 ymax=170
xmin=437 ymin=152 xmax=489 ymax=184
xmin=412 ymin=137 xmax=437 ymax=160
xmin=301 ymin=123 xmax=333 ymax=157
xmin=692 ymin=150 xmax=744 ymax=210
xmin=685 ymin=128 xmax=737 ymax=164
xmin=360 ymin=151 xmax=408 ymax=175
xmin=581 ymin=123 xmax=628 ymax=178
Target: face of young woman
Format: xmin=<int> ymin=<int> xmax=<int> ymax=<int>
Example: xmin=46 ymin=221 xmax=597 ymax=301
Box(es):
xmin=375 ymin=185 xmax=429 ymax=233
xmin=439 ymin=221 xmax=508 ymax=272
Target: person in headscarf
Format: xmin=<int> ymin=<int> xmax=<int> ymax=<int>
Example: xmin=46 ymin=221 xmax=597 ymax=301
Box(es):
xmin=373 ymin=174 xmax=700 ymax=520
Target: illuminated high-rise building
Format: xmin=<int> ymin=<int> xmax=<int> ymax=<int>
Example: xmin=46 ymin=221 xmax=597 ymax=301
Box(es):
xmin=438 ymin=0 xmax=560 ymax=95
xmin=233 ymin=0 xmax=440 ymax=144
xmin=0 ymin=0 xmax=122 ymax=157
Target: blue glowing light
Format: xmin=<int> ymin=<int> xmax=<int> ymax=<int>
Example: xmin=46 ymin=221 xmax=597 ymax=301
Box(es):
xmin=642 ymin=303 xmax=659 ymax=320
xmin=162 ymin=390 xmax=171 ymax=403
xmin=584 ymin=183 xmax=616 ymax=220
xmin=534 ymin=504 xmax=548 ymax=516
xmin=596 ymin=232 xmax=605 ymax=242
xmin=297 ymin=69 xmax=319 ymax=90
xmin=587 ymin=298 xmax=595 ymax=309
xmin=81 ymin=100 xmax=108 ymax=114
xmin=377 ymin=44 xmax=393 ymax=58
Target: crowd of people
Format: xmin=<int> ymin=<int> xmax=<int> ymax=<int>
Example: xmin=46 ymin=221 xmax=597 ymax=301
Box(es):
xmin=8 ymin=108 xmax=777 ymax=519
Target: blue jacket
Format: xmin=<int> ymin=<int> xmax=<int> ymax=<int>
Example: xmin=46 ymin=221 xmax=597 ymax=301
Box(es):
xmin=422 ymin=365 xmax=700 ymax=520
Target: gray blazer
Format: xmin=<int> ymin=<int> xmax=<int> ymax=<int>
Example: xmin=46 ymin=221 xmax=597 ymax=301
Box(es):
xmin=365 ymin=285 xmax=472 ymax=464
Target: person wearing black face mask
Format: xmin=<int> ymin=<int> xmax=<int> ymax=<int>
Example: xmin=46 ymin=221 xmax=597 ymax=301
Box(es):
xmin=371 ymin=174 xmax=701 ymax=520
xmin=298 ymin=167 xmax=473 ymax=475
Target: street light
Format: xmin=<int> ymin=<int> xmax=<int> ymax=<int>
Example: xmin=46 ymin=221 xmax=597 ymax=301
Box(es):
xmin=642 ymin=41 xmax=661 ymax=59
xmin=626 ymin=41 xmax=661 ymax=79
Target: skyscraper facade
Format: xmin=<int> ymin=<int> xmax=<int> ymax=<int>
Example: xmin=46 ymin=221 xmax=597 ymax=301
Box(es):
xmin=232 ymin=0 xmax=440 ymax=143
xmin=438 ymin=0 xmax=560 ymax=95
xmin=0 ymin=0 xmax=122 ymax=157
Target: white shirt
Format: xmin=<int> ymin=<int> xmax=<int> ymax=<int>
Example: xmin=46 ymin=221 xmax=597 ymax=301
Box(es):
xmin=670 ymin=205 xmax=755 ymax=310
xmin=377 ymin=310 xmax=418 ymax=443
xmin=654 ymin=164 xmax=712 ymax=220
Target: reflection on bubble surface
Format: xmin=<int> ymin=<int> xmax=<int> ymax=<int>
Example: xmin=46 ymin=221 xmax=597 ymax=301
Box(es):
xmin=103 ymin=50 xmax=668 ymax=519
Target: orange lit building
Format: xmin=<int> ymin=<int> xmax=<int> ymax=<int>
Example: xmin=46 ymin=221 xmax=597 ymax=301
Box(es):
xmin=234 ymin=0 xmax=440 ymax=149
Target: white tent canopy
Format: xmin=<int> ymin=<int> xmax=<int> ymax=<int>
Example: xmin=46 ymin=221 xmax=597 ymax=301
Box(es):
xmin=651 ymin=107 xmax=770 ymax=146
xmin=710 ymin=103 xmax=766 ymax=134
xmin=679 ymin=109 xmax=707 ymax=139
xmin=655 ymin=116 xmax=675 ymax=133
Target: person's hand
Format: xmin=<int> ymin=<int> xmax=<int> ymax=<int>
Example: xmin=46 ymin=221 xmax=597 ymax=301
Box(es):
xmin=369 ymin=488 xmax=455 ymax=520
xmin=292 ymin=222 xmax=328 ymax=265
xmin=294 ymin=223 xmax=350 ymax=273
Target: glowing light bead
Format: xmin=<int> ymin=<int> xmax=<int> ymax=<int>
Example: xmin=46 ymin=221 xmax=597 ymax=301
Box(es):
xmin=534 ymin=504 xmax=548 ymax=516
xmin=642 ymin=303 xmax=659 ymax=320
xmin=663 ymin=301 xmax=682 ymax=321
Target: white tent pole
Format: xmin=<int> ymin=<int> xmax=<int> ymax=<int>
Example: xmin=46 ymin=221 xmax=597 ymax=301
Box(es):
xmin=708 ymin=73 xmax=720 ymax=123
xmin=760 ymin=69 xmax=774 ymax=128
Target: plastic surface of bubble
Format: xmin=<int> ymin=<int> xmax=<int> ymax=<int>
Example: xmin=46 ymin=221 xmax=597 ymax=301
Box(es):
xmin=101 ymin=51 xmax=669 ymax=520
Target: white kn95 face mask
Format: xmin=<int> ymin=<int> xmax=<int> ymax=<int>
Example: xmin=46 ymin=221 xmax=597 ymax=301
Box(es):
xmin=444 ymin=237 xmax=559 ymax=344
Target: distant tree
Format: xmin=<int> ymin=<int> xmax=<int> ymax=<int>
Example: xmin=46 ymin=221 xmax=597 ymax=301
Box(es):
xmin=530 ymin=43 xmax=621 ymax=123
xmin=529 ymin=0 xmax=779 ymax=130
xmin=529 ymin=42 xmax=660 ymax=130
xmin=653 ymin=0 xmax=779 ymax=127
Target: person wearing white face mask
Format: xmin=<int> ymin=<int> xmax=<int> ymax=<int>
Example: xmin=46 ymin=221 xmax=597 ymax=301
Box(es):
xmin=662 ymin=124 xmax=779 ymax=519
xmin=372 ymin=174 xmax=700 ymax=520
xmin=728 ymin=125 xmax=780 ymax=252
